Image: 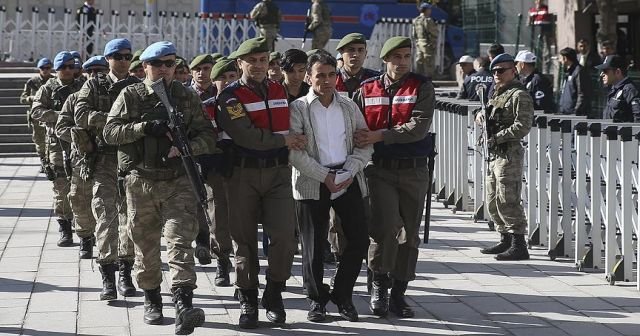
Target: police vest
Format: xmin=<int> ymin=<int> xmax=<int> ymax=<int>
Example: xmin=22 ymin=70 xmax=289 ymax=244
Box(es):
xmin=336 ymin=68 xmax=378 ymax=99
xmin=227 ymin=80 xmax=290 ymax=158
xmin=257 ymin=1 xmax=279 ymax=26
xmin=361 ymin=74 xmax=432 ymax=159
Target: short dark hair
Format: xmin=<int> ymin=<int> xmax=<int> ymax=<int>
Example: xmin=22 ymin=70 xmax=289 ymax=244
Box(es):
xmin=560 ymin=47 xmax=578 ymax=63
xmin=280 ymin=49 xmax=308 ymax=72
xmin=477 ymin=56 xmax=490 ymax=69
xmin=487 ymin=43 xmax=505 ymax=58
xmin=577 ymin=38 xmax=589 ymax=45
xmin=601 ymin=40 xmax=614 ymax=48
xmin=306 ymin=50 xmax=336 ymax=74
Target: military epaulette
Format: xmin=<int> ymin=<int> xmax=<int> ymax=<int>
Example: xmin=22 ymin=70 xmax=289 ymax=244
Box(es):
xmin=220 ymin=80 xmax=242 ymax=96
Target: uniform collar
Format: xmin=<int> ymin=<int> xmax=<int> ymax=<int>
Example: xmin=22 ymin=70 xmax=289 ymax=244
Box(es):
xmin=613 ymin=77 xmax=631 ymax=90
xmin=495 ymin=80 xmax=523 ymax=95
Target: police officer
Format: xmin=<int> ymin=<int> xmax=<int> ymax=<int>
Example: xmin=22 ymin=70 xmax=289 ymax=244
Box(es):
xmin=32 ymin=51 xmax=85 ymax=247
xmin=308 ymin=0 xmax=332 ymax=50
xmin=103 ymin=41 xmax=215 ymax=334
xmin=456 ymin=55 xmax=477 ymax=100
xmin=412 ymin=3 xmax=439 ymax=77
xmin=515 ymin=50 xmax=555 ymax=113
xmin=476 ymin=53 xmax=533 ymax=261
xmin=461 ymin=56 xmax=493 ymax=103
xmin=335 ymin=33 xmax=381 ymax=99
xmin=21 ymin=58 xmax=54 ymax=171
xmin=559 ymin=47 xmax=593 ymax=117
xmin=216 ymin=37 xmax=306 ymax=329
xmin=353 ymin=36 xmax=435 ymax=318
xmin=75 ymin=38 xmax=138 ymax=302
xmin=189 ymin=54 xmax=218 ymax=266
xmin=54 ymin=56 xmax=108 ymax=260
xmin=250 ymin=0 xmax=281 ymax=51
xmin=597 ymin=55 xmax=640 ymax=122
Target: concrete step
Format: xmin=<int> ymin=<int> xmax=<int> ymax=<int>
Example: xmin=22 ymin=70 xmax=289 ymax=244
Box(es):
xmin=0 ymin=105 xmax=27 ymax=115
xmin=0 ymin=97 xmax=22 ymax=105
xmin=0 ymin=142 xmax=36 ymax=153
xmin=0 ymin=67 xmax=38 ymax=74
xmin=1 ymin=114 xmax=28 ymax=124
xmin=0 ymin=124 xmax=30 ymax=134
xmin=0 ymin=134 xmax=32 ymax=143
xmin=0 ymin=79 xmax=28 ymax=89
xmin=0 ymin=89 xmax=23 ymax=98
xmin=0 ymin=152 xmax=38 ymax=158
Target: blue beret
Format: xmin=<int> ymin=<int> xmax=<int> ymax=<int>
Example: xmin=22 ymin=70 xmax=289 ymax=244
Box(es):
xmin=36 ymin=58 xmax=52 ymax=68
xmin=53 ymin=51 xmax=74 ymax=70
xmin=70 ymin=51 xmax=81 ymax=59
xmin=104 ymin=38 xmax=132 ymax=57
xmin=82 ymin=55 xmax=109 ymax=70
xmin=490 ymin=53 xmax=515 ymax=70
xmin=140 ymin=41 xmax=177 ymax=62
xmin=420 ymin=3 xmax=432 ymax=10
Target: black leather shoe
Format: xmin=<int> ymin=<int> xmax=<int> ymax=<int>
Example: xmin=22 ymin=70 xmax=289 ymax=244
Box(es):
xmin=307 ymin=302 xmax=326 ymax=322
xmin=370 ymin=273 xmax=390 ymax=317
xmin=79 ymin=236 xmax=94 ymax=259
xmin=143 ymin=287 xmax=164 ymax=325
xmin=214 ymin=257 xmax=231 ymax=287
xmin=57 ymin=219 xmax=73 ymax=247
xmin=261 ymin=279 xmax=286 ymax=324
xmin=337 ymin=301 xmax=358 ymax=322
xmin=389 ymin=280 xmax=415 ymax=318
xmin=194 ymin=245 xmax=212 ymax=265
xmin=238 ymin=289 xmax=259 ymax=329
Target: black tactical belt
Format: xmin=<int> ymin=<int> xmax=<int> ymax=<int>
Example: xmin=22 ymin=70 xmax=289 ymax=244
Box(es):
xmin=373 ymin=157 xmax=428 ymax=170
xmin=131 ymin=167 xmax=182 ymax=180
xmin=233 ymin=156 xmax=289 ymax=169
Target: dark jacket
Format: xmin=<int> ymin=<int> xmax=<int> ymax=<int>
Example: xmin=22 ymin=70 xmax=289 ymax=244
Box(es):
xmin=458 ymin=68 xmax=492 ymax=102
xmin=602 ymin=77 xmax=640 ymax=122
xmin=522 ymin=70 xmax=555 ymax=113
xmin=559 ymin=64 xmax=593 ymax=117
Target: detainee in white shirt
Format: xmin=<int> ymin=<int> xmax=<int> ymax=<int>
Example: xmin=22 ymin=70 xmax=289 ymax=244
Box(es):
xmin=289 ymin=51 xmax=373 ymax=323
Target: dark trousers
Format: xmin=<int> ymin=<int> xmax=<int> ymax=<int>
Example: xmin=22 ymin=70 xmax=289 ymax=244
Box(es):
xmin=296 ymin=183 xmax=369 ymax=305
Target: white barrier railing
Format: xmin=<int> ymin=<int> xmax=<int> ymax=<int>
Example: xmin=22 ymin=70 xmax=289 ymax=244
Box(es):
xmin=432 ymin=93 xmax=640 ymax=290
xmin=0 ymin=6 xmax=258 ymax=62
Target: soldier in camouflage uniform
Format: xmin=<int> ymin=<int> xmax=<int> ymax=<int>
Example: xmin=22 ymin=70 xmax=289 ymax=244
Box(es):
xmin=250 ymin=0 xmax=281 ymax=51
xmin=476 ymin=53 xmax=533 ymax=261
xmin=21 ymin=58 xmax=54 ymax=171
xmin=412 ymin=3 xmax=439 ymax=77
xmin=308 ymin=0 xmax=332 ymax=50
xmin=75 ymin=39 xmax=138 ymax=302
xmin=104 ymin=41 xmax=216 ymax=334
xmin=31 ymin=51 xmax=85 ymax=247
xmin=55 ymin=56 xmax=109 ymax=260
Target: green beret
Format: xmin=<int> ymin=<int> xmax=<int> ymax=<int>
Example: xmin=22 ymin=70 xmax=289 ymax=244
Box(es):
xmin=189 ymin=54 xmax=214 ymax=70
xmin=132 ymin=49 xmax=144 ymax=62
xmin=175 ymin=56 xmax=187 ymax=68
xmin=210 ymin=52 xmax=223 ymax=63
xmin=269 ymin=51 xmax=282 ymax=63
xmin=336 ymin=33 xmax=367 ymax=51
xmin=128 ymin=60 xmax=142 ymax=71
xmin=306 ymin=49 xmax=320 ymax=57
xmin=234 ymin=37 xmax=269 ymax=58
xmin=380 ymin=36 xmax=412 ymax=58
xmin=210 ymin=58 xmax=237 ymax=80
xmin=228 ymin=51 xmax=237 ymax=60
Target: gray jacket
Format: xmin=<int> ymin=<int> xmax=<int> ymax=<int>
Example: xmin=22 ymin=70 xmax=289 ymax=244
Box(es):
xmin=289 ymin=91 xmax=373 ymax=201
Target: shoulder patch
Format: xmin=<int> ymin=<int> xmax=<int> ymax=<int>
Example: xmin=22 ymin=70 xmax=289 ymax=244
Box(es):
xmin=535 ymin=90 xmax=545 ymax=99
xmin=226 ymin=102 xmax=246 ymax=120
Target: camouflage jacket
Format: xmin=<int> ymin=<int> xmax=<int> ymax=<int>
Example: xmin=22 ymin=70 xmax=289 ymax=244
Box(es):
xmin=20 ymin=75 xmax=51 ymax=106
xmin=488 ymin=80 xmax=534 ymax=145
xmin=412 ymin=14 xmax=438 ymax=47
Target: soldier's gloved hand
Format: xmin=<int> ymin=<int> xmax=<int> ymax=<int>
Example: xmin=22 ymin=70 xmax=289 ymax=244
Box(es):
xmin=144 ymin=120 xmax=171 ymax=137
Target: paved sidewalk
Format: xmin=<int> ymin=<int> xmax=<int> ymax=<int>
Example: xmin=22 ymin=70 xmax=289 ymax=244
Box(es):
xmin=0 ymin=157 xmax=639 ymax=336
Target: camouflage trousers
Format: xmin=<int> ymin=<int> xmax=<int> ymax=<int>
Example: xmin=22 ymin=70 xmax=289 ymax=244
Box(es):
xmin=206 ymin=173 xmax=233 ymax=256
xmin=259 ymin=25 xmax=278 ymax=51
xmin=311 ymin=26 xmax=332 ymax=50
xmin=125 ymin=173 xmax=199 ymax=290
xmin=366 ymin=165 xmax=429 ymax=282
xmin=415 ymin=40 xmax=436 ymax=77
xmin=92 ymin=154 xmax=134 ymax=265
xmin=31 ymin=120 xmax=47 ymax=158
xmin=49 ymin=153 xmax=72 ymax=221
xmin=68 ymin=167 xmax=95 ymax=238
xmin=486 ymin=144 xmax=527 ymax=235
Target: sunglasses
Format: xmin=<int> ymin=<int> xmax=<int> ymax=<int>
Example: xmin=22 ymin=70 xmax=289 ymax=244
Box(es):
xmin=86 ymin=68 xmax=107 ymax=74
xmin=110 ymin=53 xmax=133 ymax=61
xmin=148 ymin=59 xmax=176 ymax=68
xmin=491 ymin=67 xmax=513 ymax=75
xmin=58 ymin=64 xmax=75 ymax=71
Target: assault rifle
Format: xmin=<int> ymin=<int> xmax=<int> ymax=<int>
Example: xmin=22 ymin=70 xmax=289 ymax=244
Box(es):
xmin=150 ymin=79 xmax=222 ymax=259
xmin=301 ymin=8 xmax=311 ymax=49
xmin=476 ymin=84 xmax=490 ymax=176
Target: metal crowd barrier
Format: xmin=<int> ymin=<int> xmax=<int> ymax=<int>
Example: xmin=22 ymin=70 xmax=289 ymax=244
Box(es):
xmin=433 ymin=92 xmax=640 ymax=291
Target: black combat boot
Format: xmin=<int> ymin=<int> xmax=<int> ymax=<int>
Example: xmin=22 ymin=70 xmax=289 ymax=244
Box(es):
xmin=78 ymin=235 xmax=94 ymax=259
xmin=496 ymin=234 xmax=530 ymax=261
xmin=172 ymin=287 xmax=205 ymax=335
xmin=369 ymin=272 xmax=390 ymax=316
xmin=238 ymin=289 xmax=259 ymax=329
xmin=480 ymin=232 xmax=512 ymax=255
xmin=143 ymin=287 xmax=163 ymax=325
xmin=57 ymin=219 xmax=73 ymax=247
xmin=214 ymin=256 xmax=231 ymax=287
xmin=194 ymin=244 xmax=212 ymax=265
xmin=117 ymin=259 xmax=136 ymax=297
xmin=389 ymin=279 xmax=415 ymax=318
xmin=98 ymin=263 xmax=117 ymax=301
xmin=261 ymin=279 xmax=286 ymax=324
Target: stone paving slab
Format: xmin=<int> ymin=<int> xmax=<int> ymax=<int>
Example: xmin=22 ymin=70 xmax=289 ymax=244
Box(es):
xmin=0 ymin=157 xmax=639 ymax=336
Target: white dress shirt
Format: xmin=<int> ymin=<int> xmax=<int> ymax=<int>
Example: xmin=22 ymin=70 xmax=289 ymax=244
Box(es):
xmin=308 ymin=91 xmax=348 ymax=167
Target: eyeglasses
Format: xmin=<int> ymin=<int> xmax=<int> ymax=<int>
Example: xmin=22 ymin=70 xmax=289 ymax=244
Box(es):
xmin=110 ymin=53 xmax=133 ymax=61
xmin=148 ymin=59 xmax=176 ymax=68
xmin=491 ymin=67 xmax=513 ymax=75
xmin=58 ymin=64 xmax=75 ymax=71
